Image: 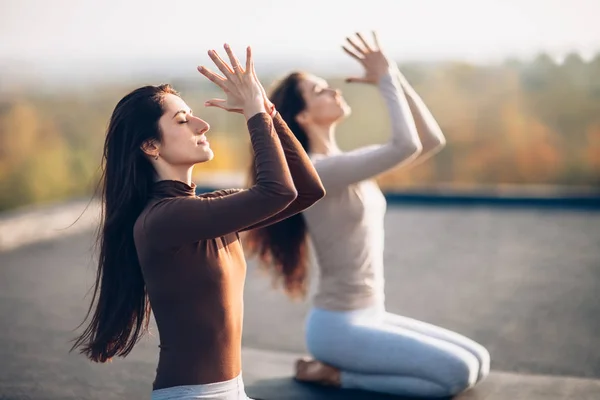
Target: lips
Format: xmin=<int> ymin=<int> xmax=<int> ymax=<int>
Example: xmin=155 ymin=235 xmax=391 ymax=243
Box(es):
xmin=197 ymin=135 xmax=209 ymax=145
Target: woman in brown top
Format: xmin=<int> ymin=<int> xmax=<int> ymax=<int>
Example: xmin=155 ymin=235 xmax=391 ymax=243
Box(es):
xmin=71 ymin=44 xmax=325 ymax=400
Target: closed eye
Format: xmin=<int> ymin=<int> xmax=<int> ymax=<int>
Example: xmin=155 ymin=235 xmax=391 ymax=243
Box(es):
xmin=173 ymin=108 xmax=193 ymax=119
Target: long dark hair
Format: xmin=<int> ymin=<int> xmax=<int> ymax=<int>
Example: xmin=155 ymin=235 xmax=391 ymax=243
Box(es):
xmin=244 ymin=72 xmax=312 ymax=299
xmin=71 ymin=84 xmax=178 ymax=362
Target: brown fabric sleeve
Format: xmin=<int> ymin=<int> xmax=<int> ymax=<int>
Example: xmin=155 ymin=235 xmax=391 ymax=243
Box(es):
xmin=240 ymin=112 xmax=325 ymax=231
xmin=143 ymin=113 xmax=297 ymax=247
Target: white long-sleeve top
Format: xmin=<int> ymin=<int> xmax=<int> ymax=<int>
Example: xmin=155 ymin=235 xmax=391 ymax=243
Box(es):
xmin=304 ymin=69 xmax=421 ymax=311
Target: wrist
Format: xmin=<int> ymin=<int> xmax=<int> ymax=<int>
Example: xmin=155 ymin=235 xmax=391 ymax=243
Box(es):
xmin=377 ymin=70 xmax=394 ymax=86
xmin=244 ymin=99 xmax=267 ymax=120
xmin=266 ymin=101 xmax=277 ymax=118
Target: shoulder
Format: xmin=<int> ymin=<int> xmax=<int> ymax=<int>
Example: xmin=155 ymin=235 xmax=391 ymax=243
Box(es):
xmin=133 ymin=199 xmax=162 ymax=244
xmin=134 ymin=198 xmax=166 ymax=231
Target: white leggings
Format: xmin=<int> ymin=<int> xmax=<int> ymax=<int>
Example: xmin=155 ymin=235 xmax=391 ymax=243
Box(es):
xmin=150 ymin=374 xmax=252 ymax=400
xmin=305 ymin=305 xmax=490 ymax=398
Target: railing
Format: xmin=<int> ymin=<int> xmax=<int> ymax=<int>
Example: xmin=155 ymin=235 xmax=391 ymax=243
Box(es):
xmin=194 ymin=172 xmax=600 ymax=210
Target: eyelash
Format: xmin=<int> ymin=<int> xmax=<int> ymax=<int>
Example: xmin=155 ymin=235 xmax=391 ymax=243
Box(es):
xmin=179 ymin=120 xmax=188 ymax=124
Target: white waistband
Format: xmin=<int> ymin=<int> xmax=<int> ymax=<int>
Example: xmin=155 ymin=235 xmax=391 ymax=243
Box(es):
xmin=151 ymin=374 xmax=250 ymax=400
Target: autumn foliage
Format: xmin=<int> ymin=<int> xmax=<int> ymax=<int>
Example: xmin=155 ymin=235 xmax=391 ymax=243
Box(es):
xmin=0 ymin=53 xmax=598 ymax=211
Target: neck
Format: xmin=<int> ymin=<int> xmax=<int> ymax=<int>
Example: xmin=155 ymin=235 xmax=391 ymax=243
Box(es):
xmin=153 ymin=163 xmax=194 ymax=186
xmin=305 ymin=123 xmax=338 ymax=155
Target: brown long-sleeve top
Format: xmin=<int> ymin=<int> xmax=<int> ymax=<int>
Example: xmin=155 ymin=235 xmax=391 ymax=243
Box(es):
xmin=133 ymin=112 xmax=324 ymax=390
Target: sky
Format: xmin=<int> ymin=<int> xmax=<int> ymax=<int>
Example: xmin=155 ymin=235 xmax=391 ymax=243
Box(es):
xmin=0 ymin=0 xmax=598 ymax=83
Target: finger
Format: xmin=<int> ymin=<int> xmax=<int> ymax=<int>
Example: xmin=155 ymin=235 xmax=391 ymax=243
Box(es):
xmin=245 ymin=46 xmax=253 ymax=72
xmin=224 ymin=43 xmax=244 ymax=75
xmin=208 ymin=49 xmax=234 ymax=79
xmin=249 ymin=48 xmax=260 ymax=84
xmin=356 ymin=32 xmax=374 ymax=52
xmin=204 ymin=98 xmax=225 ymax=106
xmin=345 ymin=77 xmax=371 ymax=84
xmin=342 ymin=46 xmax=364 ymax=64
xmin=197 ymin=66 xmax=228 ymax=91
xmin=204 ymin=99 xmax=241 ymax=111
xmin=371 ymin=31 xmax=381 ymax=51
xmin=250 ymin=64 xmax=264 ymax=94
xmin=248 ymin=54 xmax=260 ymax=87
xmin=205 ymin=99 xmax=243 ymax=113
xmin=346 ymin=36 xmax=367 ymax=55
xmin=249 ymin=59 xmax=269 ymax=104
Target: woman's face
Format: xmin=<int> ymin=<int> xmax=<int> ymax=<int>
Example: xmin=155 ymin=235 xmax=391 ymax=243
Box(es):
xmin=156 ymin=94 xmax=213 ymax=165
xmin=297 ymin=74 xmax=351 ymax=126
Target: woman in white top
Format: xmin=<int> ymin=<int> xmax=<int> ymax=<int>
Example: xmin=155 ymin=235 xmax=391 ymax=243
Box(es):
xmin=245 ymin=32 xmax=490 ymax=398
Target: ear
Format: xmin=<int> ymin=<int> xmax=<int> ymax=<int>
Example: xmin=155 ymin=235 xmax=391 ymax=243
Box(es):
xmin=140 ymin=139 xmax=160 ymax=159
xmin=295 ymin=110 xmax=310 ymax=126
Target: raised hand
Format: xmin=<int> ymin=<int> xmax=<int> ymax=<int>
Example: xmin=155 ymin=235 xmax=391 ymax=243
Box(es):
xmin=342 ymin=31 xmax=392 ymax=85
xmin=197 ymin=44 xmax=266 ymax=118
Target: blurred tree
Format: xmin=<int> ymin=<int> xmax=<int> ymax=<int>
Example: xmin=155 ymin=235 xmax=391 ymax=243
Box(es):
xmin=0 ymin=101 xmax=72 ymax=210
xmin=1 ymin=54 xmax=599 ymax=211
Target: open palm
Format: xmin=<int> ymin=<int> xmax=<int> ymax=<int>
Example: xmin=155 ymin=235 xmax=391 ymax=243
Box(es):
xmin=197 ymin=44 xmax=264 ymax=113
xmin=342 ymin=31 xmax=392 ymax=85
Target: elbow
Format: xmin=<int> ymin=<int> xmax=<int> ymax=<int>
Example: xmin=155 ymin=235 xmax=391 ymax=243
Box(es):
xmin=278 ymin=185 xmax=299 ymax=207
xmin=308 ymin=181 xmax=326 ymax=204
xmin=405 ymin=139 xmax=423 ymax=160
xmin=437 ymin=135 xmax=447 ymax=150
xmin=254 ymin=181 xmax=298 ymax=209
xmin=282 ymin=185 xmax=298 ymax=201
xmin=390 ymin=138 xmax=422 ymax=165
xmin=296 ymin=183 xmax=326 ymax=209
xmin=429 ymin=131 xmax=447 ymax=152
xmin=432 ymin=138 xmax=446 ymax=155
xmin=291 ymin=181 xmax=325 ymax=211
xmin=316 ymin=185 xmax=326 ymax=201
xmin=422 ymin=134 xmax=446 ymax=156
xmin=269 ymin=187 xmax=297 ymax=212
xmin=308 ymin=186 xmax=326 ymax=208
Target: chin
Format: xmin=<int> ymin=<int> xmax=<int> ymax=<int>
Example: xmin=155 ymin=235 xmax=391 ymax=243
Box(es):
xmin=342 ymin=104 xmax=352 ymax=117
xmin=195 ymin=149 xmax=214 ymax=164
xmin=204 ymin=151 xmax=215 ymax=162
xmin=337 ymin=103 xmax=351 ymax=120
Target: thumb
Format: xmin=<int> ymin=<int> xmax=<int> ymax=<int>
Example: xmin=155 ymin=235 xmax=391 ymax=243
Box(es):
xmin=204 ymin=99 xmax=227 ymax=109
xmin=205 ymin=99 xmax=243 ymax=113
xmin=345 ymin=77 xmax=370 ymax=84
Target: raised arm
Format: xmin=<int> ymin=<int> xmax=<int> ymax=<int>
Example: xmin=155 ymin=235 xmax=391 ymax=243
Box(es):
xmin=241 ymin=109 xmax=325 ymax=231
xmin=391 ymin=64 xmax=446 ymax=165
xmin=145 ymin=113 xmax=298 ymax=246
xmin=144 ymin=45 xmax=298 ymax=247
xmin=312 ymin=33 xmax=422 ymax=192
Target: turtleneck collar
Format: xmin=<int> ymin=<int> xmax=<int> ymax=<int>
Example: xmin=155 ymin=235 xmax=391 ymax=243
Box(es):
xmin=152 ymin=180 xmax=197 ymax=199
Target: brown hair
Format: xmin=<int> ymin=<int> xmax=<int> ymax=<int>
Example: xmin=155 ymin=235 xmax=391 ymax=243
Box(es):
xmin=71 ymin=84 xmax=178 ymax=362
xmin=244 ymin=72 xmax=311 ymax=299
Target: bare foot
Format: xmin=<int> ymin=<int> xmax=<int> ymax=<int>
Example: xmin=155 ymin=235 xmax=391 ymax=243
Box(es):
xmin=294 ymin=357 xmax=341 ymax=387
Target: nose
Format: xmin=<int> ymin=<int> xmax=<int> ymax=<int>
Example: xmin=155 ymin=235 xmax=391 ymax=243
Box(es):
xmin=328 ymin=87 xmax=341 ymax=97
xmin=191 ymin=116 xmax=210 ymax=134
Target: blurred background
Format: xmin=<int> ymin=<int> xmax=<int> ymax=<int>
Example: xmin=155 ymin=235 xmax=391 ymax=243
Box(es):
xmin=1 ymin=0 xmax=599 ymax=211
xmin=1 ymin=1 xmax=600 ymax=399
